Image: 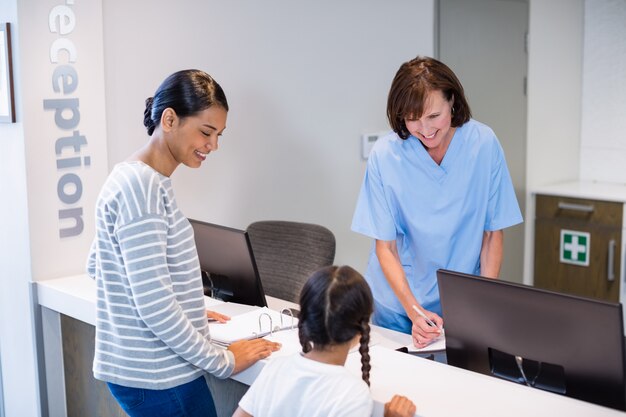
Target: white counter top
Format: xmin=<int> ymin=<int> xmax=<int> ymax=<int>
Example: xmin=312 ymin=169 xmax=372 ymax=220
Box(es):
xmin=37 ymin=274 xmax=97 ymax=325
xmin=36 ymin=275 xmax=624 ymax=417
xmin=532 ymin=180 xmax=626 ymax=203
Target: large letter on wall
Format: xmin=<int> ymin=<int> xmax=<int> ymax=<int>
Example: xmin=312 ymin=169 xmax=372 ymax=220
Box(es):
xmin=18 ymin=0 xmax=108 ymax=280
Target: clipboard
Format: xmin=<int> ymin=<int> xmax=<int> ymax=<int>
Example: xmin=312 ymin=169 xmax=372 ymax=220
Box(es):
xmin=208 ymin=307 xmax=298 ymax=346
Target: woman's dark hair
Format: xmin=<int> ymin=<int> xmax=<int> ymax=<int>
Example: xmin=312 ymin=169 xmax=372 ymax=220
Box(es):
xmin=387 ymin=56 xmax=471 ymax=140
xmin=298 ymin=265 xmax=374 ymax=385
xmin=143 ymin=69 xmax=229 ymax=135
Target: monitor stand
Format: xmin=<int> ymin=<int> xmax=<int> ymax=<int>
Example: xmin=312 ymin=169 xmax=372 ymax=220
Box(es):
xmin=201 ymin=270 xmax=234 ymax=300
xmin=489 ymin=347 xmax=566 ymax=395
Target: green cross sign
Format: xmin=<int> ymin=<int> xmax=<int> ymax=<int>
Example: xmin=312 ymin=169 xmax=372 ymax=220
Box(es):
xmin=560 ymin=229 xmax=590 ymax=267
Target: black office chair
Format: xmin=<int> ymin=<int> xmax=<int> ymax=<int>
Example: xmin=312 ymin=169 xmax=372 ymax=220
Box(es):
xmin=246 ymin=220 xmax=336 ymax=304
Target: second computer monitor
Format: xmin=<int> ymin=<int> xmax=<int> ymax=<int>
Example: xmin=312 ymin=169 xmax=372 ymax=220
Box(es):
xmin=189 ymin=218 xmax=267 ymax=307
xmin=437 ymin=269 xmax=626 ymax=410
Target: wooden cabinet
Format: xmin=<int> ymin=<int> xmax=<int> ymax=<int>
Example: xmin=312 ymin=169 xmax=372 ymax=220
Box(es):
xmin=534 ymin=194 xmax=622 ymax=302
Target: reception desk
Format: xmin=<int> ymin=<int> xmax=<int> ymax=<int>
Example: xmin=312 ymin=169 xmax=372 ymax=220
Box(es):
xmin=34 ymin=275 xmax=623 ymax=417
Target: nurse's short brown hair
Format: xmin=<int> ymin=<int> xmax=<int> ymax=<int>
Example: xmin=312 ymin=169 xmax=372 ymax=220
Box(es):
xmin=387 ymin=56 xmax=471 ymax=140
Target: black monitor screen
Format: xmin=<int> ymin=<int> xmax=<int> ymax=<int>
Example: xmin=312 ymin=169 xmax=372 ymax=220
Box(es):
xmin=437 ymin=269 xmax=625 ymax=410
xmin=189 ymin=218 xmax=267 ymax=307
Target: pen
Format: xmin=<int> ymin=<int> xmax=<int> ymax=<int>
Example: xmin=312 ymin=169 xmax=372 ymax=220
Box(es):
xmin=411 ymin=305 xmax=442 ymax=333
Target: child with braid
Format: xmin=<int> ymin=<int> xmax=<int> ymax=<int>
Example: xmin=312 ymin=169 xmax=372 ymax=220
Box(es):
xmin=233 ymin=265 xmax=417 ymax=417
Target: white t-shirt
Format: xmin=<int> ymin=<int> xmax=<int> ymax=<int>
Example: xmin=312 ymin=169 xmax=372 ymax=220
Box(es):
xmin=239 ymin=353 xmax=373 ymax=417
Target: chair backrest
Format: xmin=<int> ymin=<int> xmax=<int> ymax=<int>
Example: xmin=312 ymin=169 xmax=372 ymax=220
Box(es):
xmin=246 ymin=220 xmax=336 ymax=304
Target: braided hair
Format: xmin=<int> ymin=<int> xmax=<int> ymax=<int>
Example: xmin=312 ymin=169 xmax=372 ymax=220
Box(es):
xmin=298 ymin=265 xmax=374 ymax=385
xmin=143 ymin=69 xmax=228 ymax=136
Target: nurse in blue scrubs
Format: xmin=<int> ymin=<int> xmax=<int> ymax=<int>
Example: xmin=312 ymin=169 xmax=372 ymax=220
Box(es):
xmin=352 ymin=56 xmax=522 ymax=348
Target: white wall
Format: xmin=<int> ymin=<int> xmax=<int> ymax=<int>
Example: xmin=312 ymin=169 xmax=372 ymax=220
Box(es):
xmin=523 ymin=0 xmax=584 ymax=284
xmin=102 ymin=0 xmax=436 ymax=273
xmin=580 ymin=0 xmax=626 ymax=183
xmin=0 ymin=2 xmax=433 ymax=413
xmin=0 ymin=1 xmax=42 ymax=415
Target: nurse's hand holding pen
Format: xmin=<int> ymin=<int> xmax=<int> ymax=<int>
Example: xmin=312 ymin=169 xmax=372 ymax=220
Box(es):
xmin=411 ymin=304 xmax=443 ymax=348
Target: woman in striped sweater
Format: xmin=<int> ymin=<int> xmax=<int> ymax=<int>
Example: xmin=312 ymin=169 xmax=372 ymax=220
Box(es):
xmin=87 ymin=69 xmax=279 ymax=417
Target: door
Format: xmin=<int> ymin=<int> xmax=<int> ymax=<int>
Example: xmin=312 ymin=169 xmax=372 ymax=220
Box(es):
xmin=438 ymin=0 xmax=529 ymax=283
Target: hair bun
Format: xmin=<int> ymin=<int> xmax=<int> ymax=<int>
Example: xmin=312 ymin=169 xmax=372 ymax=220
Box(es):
xmin=143 ymin=97 xmax=156 ymax=135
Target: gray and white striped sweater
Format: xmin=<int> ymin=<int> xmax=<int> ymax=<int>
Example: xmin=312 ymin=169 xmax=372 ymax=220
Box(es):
xmin=87 ymin=161 xmax=234 ymax=389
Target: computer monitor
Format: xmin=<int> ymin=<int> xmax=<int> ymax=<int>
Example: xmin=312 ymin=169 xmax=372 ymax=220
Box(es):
xmin=189 ymin=218 xmax=267 ymax=307
xmin=437 ymin=269 xmax=626 ymax=410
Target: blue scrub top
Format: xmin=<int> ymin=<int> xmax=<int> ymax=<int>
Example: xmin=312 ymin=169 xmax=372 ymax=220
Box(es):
xmin=351 ymin=119 xmax=523 ymax=333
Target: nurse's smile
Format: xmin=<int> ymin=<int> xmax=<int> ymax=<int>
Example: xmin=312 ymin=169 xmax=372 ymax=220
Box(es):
xmin=403 ymin=90 xmax=455 ymax=163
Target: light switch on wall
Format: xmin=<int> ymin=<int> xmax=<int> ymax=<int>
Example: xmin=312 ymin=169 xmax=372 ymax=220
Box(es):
xmin=361 ymin=132 xmax=386 ymax=159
